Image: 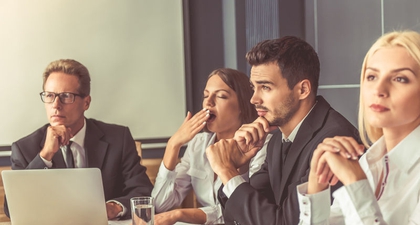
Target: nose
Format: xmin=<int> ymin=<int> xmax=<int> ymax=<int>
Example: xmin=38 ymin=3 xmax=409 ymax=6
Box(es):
xmin=250 ymin=91 xmax=261 ymax=105
xmin=51 ymin=95 xmax=63 ymax=109
xmin=203 ymin=95 xmax=215 ymax=108
xmin=371 ymin=79 xmax=389 ymax=98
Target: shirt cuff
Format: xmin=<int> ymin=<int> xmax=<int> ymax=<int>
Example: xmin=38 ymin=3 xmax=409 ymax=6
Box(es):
xmin=333 ymin=179 xmax=384 ymax=224
xmin=198 ymin=204 xmax=222 ymax=224
xmin=297 ymin=182 xmax=331 ymax=224
xmin=106 ymin=200 xmax=127 ymax=218
xmin=222 ymin=175 xmax=246 ymax=198
xmin=39 ymin=154 xmax=52 ymax=168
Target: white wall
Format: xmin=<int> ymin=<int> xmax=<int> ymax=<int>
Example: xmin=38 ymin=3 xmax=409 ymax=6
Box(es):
xmin=0 ymin=0 xmax=186 ymax=145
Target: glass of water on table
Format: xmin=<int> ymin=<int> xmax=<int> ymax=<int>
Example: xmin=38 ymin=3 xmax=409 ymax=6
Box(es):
xmin=130 ymin=196 xmax=154 ymax=225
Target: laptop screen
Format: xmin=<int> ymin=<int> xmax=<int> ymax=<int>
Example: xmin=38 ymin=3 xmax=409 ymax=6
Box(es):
xmin=2 ymin=168 xmax=108 ymax=225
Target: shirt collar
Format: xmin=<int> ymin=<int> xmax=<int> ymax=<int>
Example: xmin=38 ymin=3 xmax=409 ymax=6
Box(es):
xmin=70 ymin=118 xmax=86 ymax=148
xmin=282 ymin=101 xmax=317 ymax=142
xmin=366 ymin=124 xmax=420 ymax=173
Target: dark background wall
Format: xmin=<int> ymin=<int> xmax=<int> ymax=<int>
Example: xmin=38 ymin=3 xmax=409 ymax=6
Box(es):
xmin=184 ymin=0 xmax=420 ymax=127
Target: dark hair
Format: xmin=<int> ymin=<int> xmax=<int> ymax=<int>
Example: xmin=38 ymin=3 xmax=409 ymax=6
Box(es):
xmin=208 ymin=68 xmax=257 ymax=124
xmin=246 ymin=36 xmax=320 ymax=95
xmin=43 ymin=59 xmax=91 ymax=96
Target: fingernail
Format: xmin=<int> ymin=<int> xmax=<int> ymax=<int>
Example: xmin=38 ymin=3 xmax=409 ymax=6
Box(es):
xmin=346 ymin=153 xmax=351 ymax=159
xmin=206 ymin=109 xmax=210 ymax=114
xmin=203 ymin=121 xmax=206 ymax=125
xmin=333 ymin=147 xmax=340 ymax=152
xmin=202 ymin=108 xmax=207 ymax=111
xmin=352 ymin=156 xmax=358 ymax=160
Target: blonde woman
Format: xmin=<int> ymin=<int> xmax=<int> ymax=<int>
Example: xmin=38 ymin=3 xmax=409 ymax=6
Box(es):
xmin=297 ymin=30 xmax=420 ymax=224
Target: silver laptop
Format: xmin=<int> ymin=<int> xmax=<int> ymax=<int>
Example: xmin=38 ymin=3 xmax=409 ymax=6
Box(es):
xmin=2 ymin=168 xmax=108 ymax=225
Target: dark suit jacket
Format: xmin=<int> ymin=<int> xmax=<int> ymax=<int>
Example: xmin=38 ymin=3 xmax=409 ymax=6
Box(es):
xmin=219 ymin=96 xmax=360 ymax=225
xmin=5 ymin=118 xmax=153 ymax=220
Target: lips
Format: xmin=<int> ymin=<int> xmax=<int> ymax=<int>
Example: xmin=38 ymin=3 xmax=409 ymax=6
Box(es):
xmin=51 ymin=115 xmax=66 ymax=120
xmin=369 ymin=104 xmax=389 ymax=112
xmin=256 ymin=110 xmax=268 ymax=117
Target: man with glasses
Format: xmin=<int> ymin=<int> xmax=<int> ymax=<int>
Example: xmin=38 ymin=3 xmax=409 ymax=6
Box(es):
xmin=5 ymin=59 xmax=153 ymax=220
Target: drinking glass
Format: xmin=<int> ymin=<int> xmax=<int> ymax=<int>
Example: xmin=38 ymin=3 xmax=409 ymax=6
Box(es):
xmin=130 ymin=196 xmax=154 ymax=225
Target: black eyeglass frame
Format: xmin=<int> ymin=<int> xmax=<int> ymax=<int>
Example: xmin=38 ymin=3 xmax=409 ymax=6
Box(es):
xmin=39 ymin=91 xmax=86 ymax=104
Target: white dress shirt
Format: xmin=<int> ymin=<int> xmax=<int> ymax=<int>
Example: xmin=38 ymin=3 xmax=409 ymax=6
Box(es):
xmin=152 ymin=132 xmax=271 ymax=224
xmin=297 ymin=124 xmax=420 ymax=225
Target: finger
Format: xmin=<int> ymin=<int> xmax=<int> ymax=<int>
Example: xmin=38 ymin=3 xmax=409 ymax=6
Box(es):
xmin=310 ymin=147 xmax=327 ymax=173
xmin=190 ymin=108 xmax=209 ymax=123
xmin=255 ymin=117 xmax=278 ymax=133
xmin=326 ymin=169 xmax=334 ymax=184
xmin=330 ymin=175 xmax=339 ymax=186
xmin=236 ymin=128 xmax=254 ymax=146
xmin=183 ymin=111 xmax=192 ymax=123
xmin=316 ymin=154 xmax=328 ymax=177
xmin=239 ymin=122 xmax=265 ymax=145
xmin=192 ymin=120 xmax=207 ymax=134
xmin=251 ymin=120 xmax=268 ymax=141
xmin=326 ymin=136 xmax=362 ymax=160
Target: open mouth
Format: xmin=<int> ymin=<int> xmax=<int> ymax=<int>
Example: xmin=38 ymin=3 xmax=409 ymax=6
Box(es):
xmin=207 ymin=112 xmax=216 ymax=122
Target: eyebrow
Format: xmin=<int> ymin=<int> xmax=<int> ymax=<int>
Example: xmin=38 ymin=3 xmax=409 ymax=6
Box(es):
xmin=203 ymin=89 xmax=231 ymax=94
xmin=366 ymin=67 xmax=418 ymax=76
xmin=253 ymin=80 xmax=274 ymax=85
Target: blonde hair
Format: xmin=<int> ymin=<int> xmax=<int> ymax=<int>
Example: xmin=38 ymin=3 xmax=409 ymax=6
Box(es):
xmin=43 ymin=59 xmax=91 ymax=96
xmin=358 ymin=30 xmax=420 ymax=147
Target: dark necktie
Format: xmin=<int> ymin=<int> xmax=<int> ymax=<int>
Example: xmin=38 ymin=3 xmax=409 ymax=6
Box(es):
xmin=281 ymin=140 xmax=292 ymax=164
xmin=65 ymin=141 xmax=74 ymax=168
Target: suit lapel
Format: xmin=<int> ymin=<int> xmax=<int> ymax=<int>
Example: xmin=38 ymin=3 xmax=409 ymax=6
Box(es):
xmin=278 ymin=96 xmax=331 ymax=202
xmin=84 ymin=119 xmax=108 ymax=168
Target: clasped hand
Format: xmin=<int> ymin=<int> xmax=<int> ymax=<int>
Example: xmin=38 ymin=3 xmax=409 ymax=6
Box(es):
xmin=308 ymin=136 xmax=367 ymax=194
xmin=206 ymin=117 xmax=277 ymax=184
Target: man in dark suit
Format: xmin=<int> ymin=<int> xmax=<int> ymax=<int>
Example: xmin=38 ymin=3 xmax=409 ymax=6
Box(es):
xmin=5 ymin=59 xmax=153 ymax=220
xmin=206 ymin=36 xmax=360 ymax=225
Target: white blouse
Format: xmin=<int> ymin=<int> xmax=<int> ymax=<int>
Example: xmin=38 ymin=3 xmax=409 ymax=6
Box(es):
xmin=152 ymin=132 xmax=271 ymax=224
xmin=297 ymin=125 xmax=420 ymax=225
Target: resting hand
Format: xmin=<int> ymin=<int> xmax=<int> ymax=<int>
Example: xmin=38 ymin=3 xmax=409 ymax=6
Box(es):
xmin=168 ymin=109 xmax=209 ymax=149
xmin=106 ymin=202 xmax=123 ymax=220
xmin=308 ymin=136 xmax=365 ymax=194
xmin=206 ymin=139 xmax=257 ymax=184
xmin=40 ymin=125 xmax=73 ymax=161
xmin=233 ymin=117 xmax=277 ymax=153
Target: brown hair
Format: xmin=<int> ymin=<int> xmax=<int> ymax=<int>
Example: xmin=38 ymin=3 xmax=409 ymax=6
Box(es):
xmin=246 ymin=36 xmax=320 ymax=95
xmin=43 ymin=59 xmax=91 ymax=96
xmin=207 ymin=68 xmax=257 ymax=124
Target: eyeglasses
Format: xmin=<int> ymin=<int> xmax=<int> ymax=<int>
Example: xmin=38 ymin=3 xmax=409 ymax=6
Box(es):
xmin=39 ymin=91 xmax=85 ymax=104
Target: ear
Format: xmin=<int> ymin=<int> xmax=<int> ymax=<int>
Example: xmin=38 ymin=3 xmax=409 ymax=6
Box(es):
xmin=83 ymin=95 xmax=91 ymax=110
xmin=297 ymin=79 xmax=311 ymax=100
